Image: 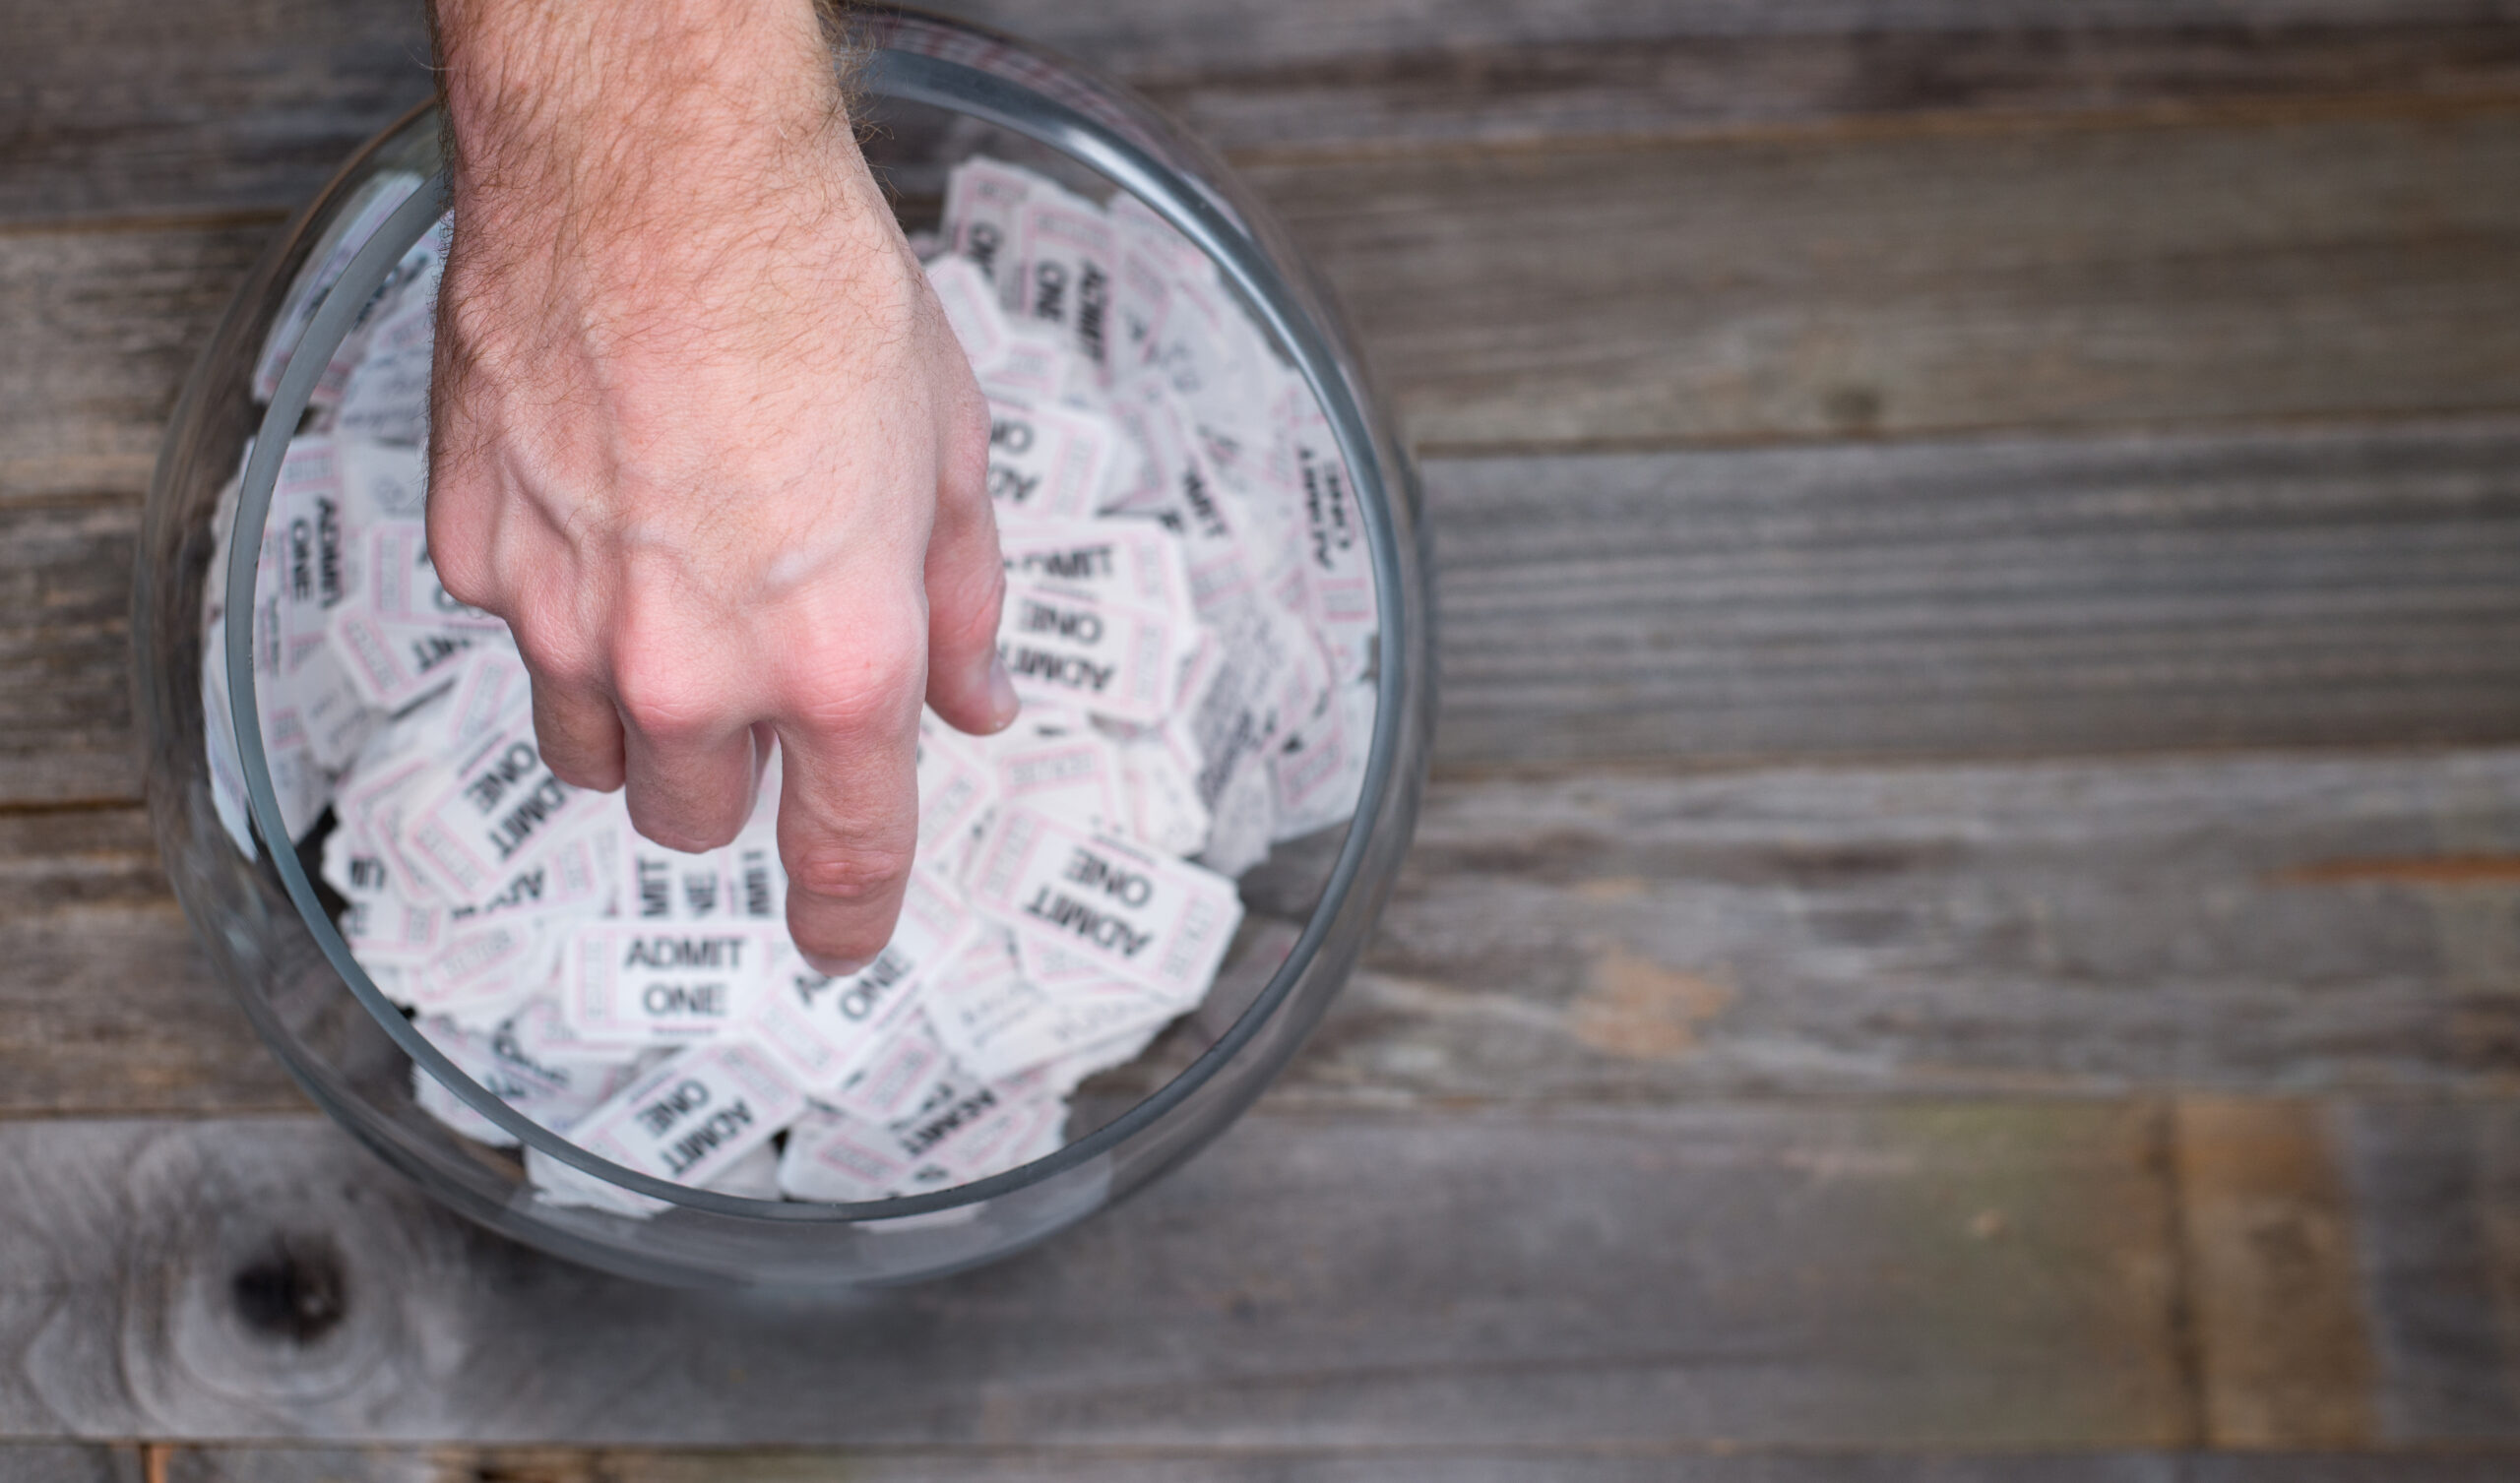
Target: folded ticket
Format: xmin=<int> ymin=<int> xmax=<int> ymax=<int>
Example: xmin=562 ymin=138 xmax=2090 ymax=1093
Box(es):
xmin=963 ymin=805 xmax=1243 ymax=1005
xmin=566 ymin=1040 xmax=808 ymax=1189
xmin=997 ymin=515 xmax=1192 ymax=616
xmin=995 ymin=581 xmax=1178 ymax=725
xmin=746 ymin=872 xmax=975 ymax=1091
xmin=397 ymin=722 xmax=601 ymax=903
xmin=985 ymin=399 xmax=1120 ymax=520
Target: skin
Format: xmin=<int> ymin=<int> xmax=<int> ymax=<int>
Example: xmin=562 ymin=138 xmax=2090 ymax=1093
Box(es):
xmin=427 ymin=0 xmax=1014 ymax=975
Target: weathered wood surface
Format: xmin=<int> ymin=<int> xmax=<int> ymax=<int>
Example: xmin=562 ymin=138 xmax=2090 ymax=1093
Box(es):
xmin=0 ymin=222 xmax=271 ymax=506
xmin=1303 ymin=746 xmax=2520 ymax=1100
xmin=17 ymin=0 xmax=2520 ymax=223
xmin=2173 ymin=1099 xmax=2376 ymax=1446
xmin=28 ymin=745 xmax=2520 ymax=1115
xmin=0 ymin=1098 xmax=2509 ymax=1452
xmin=12 ymin=0 xmax=2520 ymax=1466
xmin=105 ymin=1445 xmax=2520 ymax=1482
xmin=0 ymin=1107 xmax=2188 ymax=1446
xmin=1427 ymin=421 xmax=2520 ymax=767
xmin=14 ymin=104 xmax=2520 ymax=502
xmin=0 ymin=807 xmax=298 ymax=1114
xmin=2338 ymin=1100 xmax=2520 ymax=1441
xmin=19 ymin=416 xmax=2520 ymax=810
xmin=0 ymin=501 xmax=149 ymax=805
xmin=1257 ymin=106 xmax=2520 ymax=451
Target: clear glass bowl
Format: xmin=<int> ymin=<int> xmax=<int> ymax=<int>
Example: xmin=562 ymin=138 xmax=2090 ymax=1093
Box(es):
xmin=135 ymin=6 xmax=1431 ymax=1288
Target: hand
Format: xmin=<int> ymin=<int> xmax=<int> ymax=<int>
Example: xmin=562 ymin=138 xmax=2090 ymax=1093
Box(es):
xmin=426 ymin=0 xmax=1015 ymax=973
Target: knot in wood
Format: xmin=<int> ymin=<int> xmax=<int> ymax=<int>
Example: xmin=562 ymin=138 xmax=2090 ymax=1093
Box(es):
xmin=229 ymin=1234 xmax=347 ymax=1344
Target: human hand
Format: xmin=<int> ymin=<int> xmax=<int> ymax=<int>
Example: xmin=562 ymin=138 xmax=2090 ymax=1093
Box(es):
xmin=426 ymin=0 xmax=1014 ymax=973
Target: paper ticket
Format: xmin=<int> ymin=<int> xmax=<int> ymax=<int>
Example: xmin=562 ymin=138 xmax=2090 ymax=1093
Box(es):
xmin=403 ymin=915 xmax=555 ymax=1024
xmin=410 ymin=1015 xmax=627 ymax=1146
xmin=397 ymin=723 xmax=600 ymax=902
xmin=777 ymin=1107 xmax=916 ymax=1203
xmin=746 ymin=872 xmax=974 ymax=1090
xmin=558 ymin=922 xmax=787 ymax=1049
xmin=327 ymin=606 xmax=478 ymax=712
xmin=996 ymin=516 xmax=1191 ymax=616
xmin=944 ymin=155 xmax=1034 ymax=291
xmin=914 ymin=714 xmax=996 ymax=873
xmin=925 ymin=254 xmax=1009 ymax=375
xmin=568 ymin=1040 xmax=807 ymax=1188
xmin=963 ymin=806 xmax=1242 ymax=1004
xmin=985 ymin=398 xmax=1118 ymax=520
xmin=1015 ymin=196 xmax=1117 ymax=377
xmin=340 ymin=439 xmax=429 ymax=524
xmin=988 ymin=730 xmax=1124 ymax=836
xmin=365 ymin=525 xmax=506 ymax=632
xmin=820 ymin=1012 xmax=954 ymax=1127
xmin=995 ymin=581 xmax=1177 ymax=725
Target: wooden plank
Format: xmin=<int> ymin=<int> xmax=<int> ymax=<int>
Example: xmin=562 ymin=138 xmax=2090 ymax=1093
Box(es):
xmin=1427 ymin=420 xmax=2520 ymax=768
xmin=0 ymin=0 xmax=434 ymax=225
xmin=2336 ymin=1100 xmax=2520 ymax=1440
xmin=0 ymin=1106 xmax=2186 ymax=1448
xmin=91 ymin=1445 xmax=2520 ymax=1480
xmin=0 ymin=222 xmax=273 ymax=505
xmin=13 ymin=0 xmax=2520 ymax=221
xmin=142 ymin=1443 xmax=2191 ymax=1482
xmin=26 ymin=416 xmax=2520 ymax=810
xmin=1253 ymin=107 xmax=2520 ymax=451
xmin=0 ymin=807 xmax=302 ymax=1114
xmin=1133 ymin=20 xmax=2520 ymax=163
xmin=110 ymin=1445 xmax=2520 ymax=1480
xmin=1292 ymin=747 xmax=2520 ymax=1101
xmin=15 ymin=106 xmax=2520 ymax=499
xmin=0 ymin=502 xmax=147 ymax=805
xmin=0 ymin=1447 xmax=137 ymax=1483
xmin=2172 ymin=1099 xmax=2376 ymax=1447
xmin=27 ymin=748 xmax=2520 ymax=1112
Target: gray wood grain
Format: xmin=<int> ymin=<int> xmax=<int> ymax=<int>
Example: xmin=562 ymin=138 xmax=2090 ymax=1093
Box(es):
xmin=0 ymin=502 xmax=146 ymax=804
xmin=0 ymin=1447 xmax=137 ymax=1483
xmin=134 ymin=1443 xmax=2186 ymax=1483
xmin=1427 ymin=420 xmax=2520 ymax=767
xmin=1129 ymin=21 xmax=2520 ymax=162
xmin=0 ymin=222 xmax=273 ymax=505
xmin=28 ymin=744 xmax=2520 ymax=1111
xmin=1256 ymin=107 xmax=2520 ymax=451
xmin=0 ymin=1107 xmax=2185 ymax=1447
xmin=2338 ymin=1100 xmax=2520 ymax=1441
xmin=0 ymin=807 xmax=301 ymax=1114
xmin=108 ymin=1444 xmax=2520 ymax=1481
xmin=15 ymin=108 xmax=2520 ymax=507
xmin=1292 ymin=747 xmax=2520 ymax=1102
xmin=25 ymin=416 xmax=2520 ymax=809
xmin=11 ymin=0 xmax=2520 ymax=223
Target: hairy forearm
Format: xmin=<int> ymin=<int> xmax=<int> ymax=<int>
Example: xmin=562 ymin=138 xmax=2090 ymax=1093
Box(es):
xmin=432 ymin=0 xmax=868 ymax=273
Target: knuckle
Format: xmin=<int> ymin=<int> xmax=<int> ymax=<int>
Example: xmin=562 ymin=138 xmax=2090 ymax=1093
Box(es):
xmin=610 ymin=655 xmax=724 ymax=745
xmin=784 ymin=626 xmax=926 ymax=736
xmin=788 ymin=842 xmax=914 ymax=903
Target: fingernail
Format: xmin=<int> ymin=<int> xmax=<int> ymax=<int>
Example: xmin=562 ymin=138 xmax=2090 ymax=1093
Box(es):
xmin=984 ymin=651 xmax=1021 ymax=732
xmin=802 ymin=952 xmax=873 ymax=980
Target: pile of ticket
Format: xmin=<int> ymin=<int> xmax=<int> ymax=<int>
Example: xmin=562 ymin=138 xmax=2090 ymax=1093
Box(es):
xmin=200 ymin=156 xmax=1376 ymax=1216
